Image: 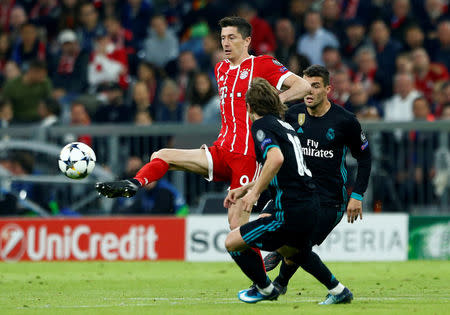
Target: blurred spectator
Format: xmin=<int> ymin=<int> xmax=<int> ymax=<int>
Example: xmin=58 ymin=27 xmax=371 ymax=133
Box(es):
xmin=433 ymin=81 xmax=450 ymax=117
xmin=29 ymin=0 xmax=60 ymax=40
xmin=403 ymin=24 xmax=427 ymax=52
xmin=9 ymin=6 xmax=27 ymax=43
xmin=113 ymin=156 xmax=188 ymax=215
xmin=0 ymin=0 xmax=16 ymax=33
xmin=76 ymin=2 xmax=105 ymax=53
xmin=420 ymin=0 xmax=449 ymax=39
xmin=329 ymin=69 xmax=351 ymax=106
xmin=187 ymin=72 xmax=220 ymax=124
xmin=104 ymin=16 xmax=134 ymax=55
xmin=237 ymin=3 xmax=276 ymax=55
xmin=99 ymin=0 xmax=121 ymax=20
xmin=322 ymin=46 xmax=349 ymax=76
xmin=38 ymin=97 xmax=60 ymax=127
xmin=12 ymin=23 xmax=46 ymax=71
xmin=50 ymin=29 xmax=89 ymax=99
xmin=176 ymin=50 xmax=197 ymax=102
xmin=67 ymin=101 xmax=92 ymax=146
xmin=409 ymin=96 xmax=437 ymax=204
xmin=353 ymin=46 xmax=390 ymax=100
xmin=441 ymin=103 xmax=450 ymax=119
xmin=412 ymin=96 xmax=435 ymax=121
xmin=434 ymin=19 xmax=450 ymax=70
xmin=0 ymin=151 xmax=47 ymax=215
xmin=274 ymin=18 xmax=296 ymax=65
xmin=134 ymin=110 xmax=152 ymax=125
xmin=369 ymin=19 xmax=403 ymax=78
xmin=161 ymin=0 xmax=190 ymax=35
xmin=94 ymin=82 xmax=131 ymax=123
xmin=2 ymin=59 xmax=52 ymax=123
xmin=137 ymin=61 xmax=159 ymax=105
xmin=58 ymin=0 xmax=80 ymax=30
xmin=186 ymin=104 xmax=203 ymax=124
xmin=0 ymin=97 xmax=12 ymax=128
xmin=340 ymin=18 xmax=369 ymax=63
xmin=287 ymin=0 xmax=310 ymax=36
xmin=198 ymin=32 xmax=220 ymax=72
xmin=120 ymin=0 xmax=153 ymax=50
xmin=384 ymin=73 xmax=421 ymax=121
xmin=412 ymin=47 xmax=449 ymax=102
xmin=131 ymin=81 xmax=152 ymax=119
xmin=395 ymin=52 xmax=414 ymax=74
xmin=344 ymin=82 xmax=381 ymax=120
xmin=0 ymin=32 xmax=11 ymax=71
xmin=297 ymin=10 xmax=339 ymax=66
xmin=321 ymin=0 xmax=345 ymax=40
xmin=388 ymin=0 xmax=416 ymax=42
xmin=142 ymin=14 xmax=179 ymax=69
xmin=339 ymin=0 xmax=376 ymax=24
xmin=88 ymin=30 xmax=129 ymax=90
xmin=3 ymin=61 xmax=21 ymax=83
xmin=155 ymin=79 xmax=184 ymax=122
xmin=287 ymin=53 xmax=310 ymax=76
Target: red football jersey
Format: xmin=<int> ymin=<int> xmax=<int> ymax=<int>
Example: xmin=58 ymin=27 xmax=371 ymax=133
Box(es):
xmin=214 ymin=55 xmax=292 ymax=157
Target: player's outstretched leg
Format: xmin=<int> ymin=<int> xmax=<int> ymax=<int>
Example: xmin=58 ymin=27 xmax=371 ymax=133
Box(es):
xmin=96 ymin=179 xmax=140 ymax=198
xmin=96 ymin=148 xmax=208 ymax=198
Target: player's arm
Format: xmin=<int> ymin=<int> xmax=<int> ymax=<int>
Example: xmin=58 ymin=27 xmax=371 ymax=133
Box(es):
xmin=279 ymin=74 xmax=311 ymax=104
xmin=257 ymin=57 xmax=311 ymax=103
xmin=240 ymin=147 xmax=284 ymax=212
xmin=345 ymin=116 xmax=372 ymax=223
xmin=224 ymin=181 xmax=256 ymax=208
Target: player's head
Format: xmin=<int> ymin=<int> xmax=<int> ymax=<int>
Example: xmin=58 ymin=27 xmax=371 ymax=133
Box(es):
xmin=219 ymin=16 xmax=251 ymax=62
xmin=302 ymin=65 xmax=331 ymax=109
xmin=246 ymin=77 xmax=287 ymax=121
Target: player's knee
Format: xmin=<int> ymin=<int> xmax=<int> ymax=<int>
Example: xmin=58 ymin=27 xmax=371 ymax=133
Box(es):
xmin=225 ymin=234 xmax=237 ymax=252
xmin=152 ymin=149 xmax=171 ymax=162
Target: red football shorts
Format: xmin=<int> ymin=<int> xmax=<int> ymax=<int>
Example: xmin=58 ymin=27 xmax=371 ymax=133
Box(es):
xmin=202 ymin=145 xmax=260 ymax=189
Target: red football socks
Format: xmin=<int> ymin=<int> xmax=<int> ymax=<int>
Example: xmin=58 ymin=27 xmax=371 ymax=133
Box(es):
xmin=252 ymin=247 xmax=266 ymax=272
xmin=134 ymin=158 xmax=169 ymax=186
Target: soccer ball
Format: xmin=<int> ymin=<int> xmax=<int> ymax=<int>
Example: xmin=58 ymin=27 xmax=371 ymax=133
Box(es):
xmin=58 ymin=142 xmax=96 ymax=179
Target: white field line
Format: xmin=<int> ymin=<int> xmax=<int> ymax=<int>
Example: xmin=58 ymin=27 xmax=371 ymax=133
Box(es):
xmin=14 ymin=296 xmax=450 ymax=310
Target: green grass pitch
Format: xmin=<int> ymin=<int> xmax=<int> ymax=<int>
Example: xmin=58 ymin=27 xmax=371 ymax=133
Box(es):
xmin=0 ymin=261 xmax=448 ymax=314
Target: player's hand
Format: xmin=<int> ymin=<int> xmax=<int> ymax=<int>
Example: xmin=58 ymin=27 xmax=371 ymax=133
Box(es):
xmin=223 ymin=186 xmax=247 ymax=208
xmin=347 ymin=198 xmax=363 ymax=223
xmin=241 ymin=191 xmax=259 ymax=213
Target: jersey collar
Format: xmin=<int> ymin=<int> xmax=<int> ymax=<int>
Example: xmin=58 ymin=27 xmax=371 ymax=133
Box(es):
xmin=227 ymin=55 xmax=254 ymax=69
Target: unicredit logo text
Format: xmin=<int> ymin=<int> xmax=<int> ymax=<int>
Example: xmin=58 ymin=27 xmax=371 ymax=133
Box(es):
xmin=0 ymin=224 xmax=159 ymax=262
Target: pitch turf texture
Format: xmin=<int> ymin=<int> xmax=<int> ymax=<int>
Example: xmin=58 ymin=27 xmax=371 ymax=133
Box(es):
xmin=0 ymin=261 xmax=448 ymax=314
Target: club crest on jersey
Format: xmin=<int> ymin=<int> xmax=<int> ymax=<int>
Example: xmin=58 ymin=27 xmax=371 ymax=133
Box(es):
xmin=298 ymin=113 xmax=305 ymax=126
xmin=326 ymin=128 xmax=335 ymax=141
xmin=239 ymin=69 xmax=249 ymax=80
xmin=256 ymin=130 xmax=265 ymax=142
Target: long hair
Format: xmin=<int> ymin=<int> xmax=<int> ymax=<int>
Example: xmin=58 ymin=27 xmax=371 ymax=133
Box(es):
xmin=246 ymin=77 xmax=287 ymax=117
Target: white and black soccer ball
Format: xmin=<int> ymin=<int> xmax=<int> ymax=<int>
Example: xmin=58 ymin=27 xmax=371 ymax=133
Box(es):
xmin=58 ymin=142 xmax=96 ymax=179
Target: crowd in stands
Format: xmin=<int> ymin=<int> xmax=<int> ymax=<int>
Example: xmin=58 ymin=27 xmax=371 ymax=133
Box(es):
xmin=0 ymin=0 xmax=450 ymax=214
xmin=0 ymin=0 xmax=448 ymax=129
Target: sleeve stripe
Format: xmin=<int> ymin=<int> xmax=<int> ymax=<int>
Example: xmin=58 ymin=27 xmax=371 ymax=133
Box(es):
xmin=263 ymin=145 xmax=280 ymax=159
xmin=350 ymin=192 xmax=363 ymax=201
xmin=276 ymin=71 xmax=293 ymax=90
